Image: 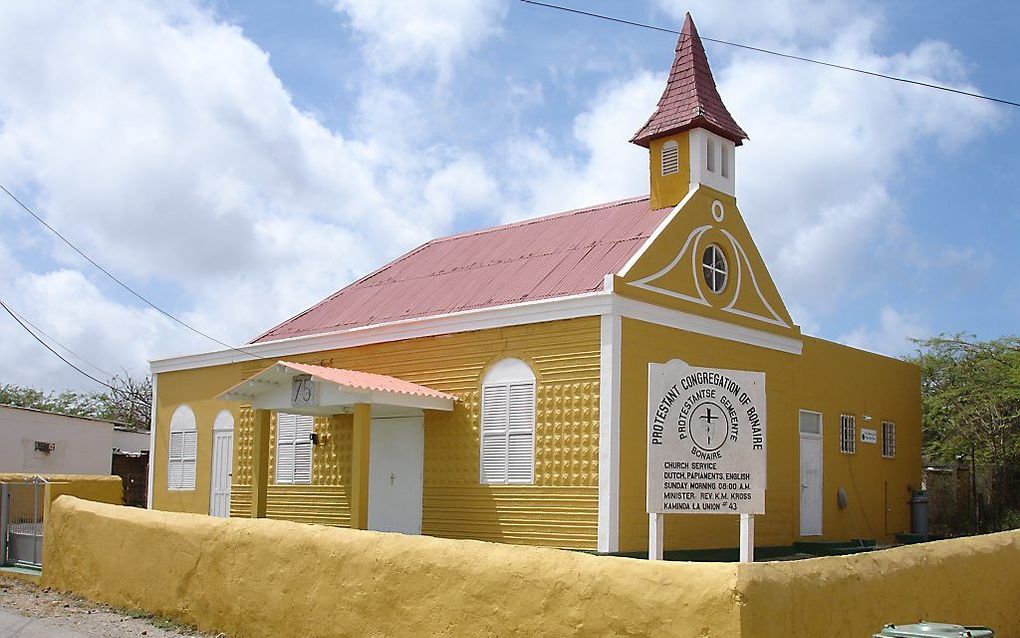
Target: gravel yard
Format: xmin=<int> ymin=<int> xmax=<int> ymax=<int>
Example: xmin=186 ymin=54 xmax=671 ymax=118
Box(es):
xmin=0 ymin=576 xmax=222 ymax=638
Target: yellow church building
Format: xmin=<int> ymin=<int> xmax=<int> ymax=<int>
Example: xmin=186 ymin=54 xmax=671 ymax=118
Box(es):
xmin=148 ymin=14 xmax=920 ymax=557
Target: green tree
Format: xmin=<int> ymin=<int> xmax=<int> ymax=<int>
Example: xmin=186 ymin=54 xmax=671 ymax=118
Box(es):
xmin=907 ymin=334 xmax=1020 ymax=530
xmin=0 ymin=375 xmax=151 ymax=430
xmin=909 ymin=335 xmax=1020 ymax=464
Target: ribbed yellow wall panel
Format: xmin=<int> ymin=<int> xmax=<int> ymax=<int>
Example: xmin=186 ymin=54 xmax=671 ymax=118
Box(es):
xmin=423 ymin=486 xmax=598 ymax=547
xmin=230 ymin=485 xmax=351 ymax=526
xmin=265 ymin=485 xmax=352 ymax=526
xmin=234 ymin=407 xmax=254 ymax=486
xmin=208 ymin=317 xmax=601 ymax=549
xmin=232 ymin=410 xmax=354 ymax=521
xmin=229 ymin=485 xmax=251 ymax=519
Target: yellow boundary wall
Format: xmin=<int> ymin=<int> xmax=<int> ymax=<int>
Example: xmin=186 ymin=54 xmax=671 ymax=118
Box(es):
xmin=43 ymin=497 xmax=1020 ymax=637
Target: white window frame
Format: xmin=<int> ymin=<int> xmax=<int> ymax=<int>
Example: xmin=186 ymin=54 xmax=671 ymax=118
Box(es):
xmin=799 ymin=410 xmax=823 ymax=437
xmin=882 ymin=421 xmax=896 ymax=459
xmin=480 ymin=358 xmax=536 ymax=485
xmin=706 ymin=137 xmax=716 ymax=172
xmin=168 ymin=405 xmax=197 ymax=491
xmin=840 ymin=414 xmax=856 ymax=454
xmin=702 ymin=244 xmax=728 ymax=293
xmin=661 ymin=139 xmax=680 ymax=176
xmin=720 ymin=144 xmax=731 ymax=178
xmin=275 ymin=412 xmax=314 ymax=485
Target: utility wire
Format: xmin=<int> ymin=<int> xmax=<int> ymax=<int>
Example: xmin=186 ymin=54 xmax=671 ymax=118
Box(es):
xmin=0 ymin=295 xmax=130 ymax=396
xmin=0 ymin=296 xmax=152 ymax=414
xmin=0 ymin=183 xmax=262 ymax=360
xmin=4 ymin=304 xmax=114 ymax=379
xmin=520 ymin=0 xmax=1020 ymax=108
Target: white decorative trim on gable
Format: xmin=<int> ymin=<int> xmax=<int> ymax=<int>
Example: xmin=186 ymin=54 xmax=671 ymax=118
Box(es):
xmin=628 ymin=213 xmax=791 ymax=328
xmin=614 ymin=296 xmax=802 ymax=355
xmin=630 ymin=224 xmax=713 ymax=307
xmin=719 ymin=228 xmax=788 ymax=327
xmin=618 ymin=188 xmax=699 ymax=279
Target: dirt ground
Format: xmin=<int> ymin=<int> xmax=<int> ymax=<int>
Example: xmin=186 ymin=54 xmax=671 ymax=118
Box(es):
xmin=0 ymin=576 xmax=223 ymax=638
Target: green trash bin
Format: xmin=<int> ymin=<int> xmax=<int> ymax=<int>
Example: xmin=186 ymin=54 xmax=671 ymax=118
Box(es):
xmin=874 ymin=622 xmax=993 ymax=637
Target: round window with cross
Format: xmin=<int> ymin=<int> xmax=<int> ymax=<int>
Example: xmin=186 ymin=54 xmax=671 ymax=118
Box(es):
xmin=701 ymin=244 xmax=728 ymax=293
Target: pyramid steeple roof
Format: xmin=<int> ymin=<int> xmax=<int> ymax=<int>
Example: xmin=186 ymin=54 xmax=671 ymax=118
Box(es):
xmin=630 ymin=13 xmax=748 ymax=147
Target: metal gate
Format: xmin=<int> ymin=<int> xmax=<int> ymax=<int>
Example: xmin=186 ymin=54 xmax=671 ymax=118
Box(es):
xmin=0 ymin=477 xmax=48 ymax=568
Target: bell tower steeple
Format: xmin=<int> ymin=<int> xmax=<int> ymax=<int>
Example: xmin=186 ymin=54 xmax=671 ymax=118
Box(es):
xmin=631 ymin=13 xmax=747 ymax=208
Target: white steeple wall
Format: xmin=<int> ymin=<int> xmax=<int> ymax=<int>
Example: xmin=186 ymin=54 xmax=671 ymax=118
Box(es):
xmin=689 ymin=128 xmax=736 ymax=197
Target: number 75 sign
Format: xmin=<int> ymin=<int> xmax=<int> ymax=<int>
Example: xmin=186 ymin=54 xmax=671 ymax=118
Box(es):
xmin=291 ymin=374 xmax=318 ymax=407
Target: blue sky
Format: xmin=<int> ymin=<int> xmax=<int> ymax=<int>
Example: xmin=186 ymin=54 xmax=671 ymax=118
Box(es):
xmin=0 ymin=0 xmax=1016 ymax=390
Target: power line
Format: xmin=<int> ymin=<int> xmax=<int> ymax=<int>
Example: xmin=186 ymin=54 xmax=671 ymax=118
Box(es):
xmin=4 ymin=304 xmax=114 ymax=379
xmin=0 ymin=183 xmax=262 ymax=360
xmin=0 ymin=296 xmax=152 ymax=413
xmin=520 ymin=0 xmax=1020 ymax=108
xmin=1 ymin=295 xmax=120 ymax=392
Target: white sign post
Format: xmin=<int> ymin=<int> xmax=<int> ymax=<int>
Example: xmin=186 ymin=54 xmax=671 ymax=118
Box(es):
xmin=646 ymin=359 xmax=767 ymax=563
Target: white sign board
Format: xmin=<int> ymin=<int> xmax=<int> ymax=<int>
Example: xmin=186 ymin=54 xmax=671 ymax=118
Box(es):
xmin=860 ymin=428 xmax=877 ymax=444
xmin=647 ymin=359 xmax=767 ymax=515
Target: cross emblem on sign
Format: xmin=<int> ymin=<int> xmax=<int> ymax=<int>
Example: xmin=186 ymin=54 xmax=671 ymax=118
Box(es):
xmin=699 ymin=406 xmax=719 ymax=445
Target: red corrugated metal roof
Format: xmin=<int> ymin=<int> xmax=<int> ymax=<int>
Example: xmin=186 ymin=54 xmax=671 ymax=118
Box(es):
xmin=279 ymin=362 xmax=458 ymax=402
xmin=630 ymin=13 xmax=748 ymax=147
xmin=252 ymin=196 xmax=671 ymax=343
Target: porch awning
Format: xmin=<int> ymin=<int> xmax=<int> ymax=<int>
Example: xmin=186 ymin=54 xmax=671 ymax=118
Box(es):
xmin=219 ymin=361 xmax=457 ymax=416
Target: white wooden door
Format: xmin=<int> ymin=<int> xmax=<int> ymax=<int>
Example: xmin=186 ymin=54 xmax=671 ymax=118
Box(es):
xmin=209 ymin=430 xmax=233 ymax=517
xmin=368 ymin=416 xmax=424 ymax=534
xmin=799 ymin=410 xmax=823 ymax=536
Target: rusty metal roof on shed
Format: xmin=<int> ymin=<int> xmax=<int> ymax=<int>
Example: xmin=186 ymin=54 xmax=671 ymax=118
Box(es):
xmin=252 ymin=196 xmax=671 ymax=343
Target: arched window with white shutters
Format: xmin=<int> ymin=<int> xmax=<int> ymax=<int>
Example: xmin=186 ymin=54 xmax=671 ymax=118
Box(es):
xmin=480 ymin=358 xmax=536 ymax=484
xmin=168 ymin=405 xmax=197 ymax=490
xmin=275 ymin=412 xmax=313 ymax=485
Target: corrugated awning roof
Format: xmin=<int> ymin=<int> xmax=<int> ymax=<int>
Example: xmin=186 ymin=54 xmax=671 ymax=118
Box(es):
xmin=275 ymin=362 xmax=457 ymax=403
xmin=252 ymin=196 xmax=671 ymax=343
xmin=219 ymin=361 xmax=457 ymax=413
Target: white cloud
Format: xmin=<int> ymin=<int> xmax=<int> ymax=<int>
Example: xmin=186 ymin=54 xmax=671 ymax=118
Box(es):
xmin=0 ymin=0 xmax=501 ymax=389
xmin=0 ymin=0 xmax=1003 ymax=392
xmin=838 ymin=306 xmax=931 ymax=357
xmin=332 ymin=0 xmax=506 ymax=80
xmin=0 ymin=270 xmax=176 ymax=390
xmin=655 ymin=0 xmax=859 ymax=47
xmin=499 ymin=72 xmax=662 ymax=221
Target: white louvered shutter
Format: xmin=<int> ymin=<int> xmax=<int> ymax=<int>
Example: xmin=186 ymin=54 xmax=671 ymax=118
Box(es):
xmin=293 ymin=414 xmax=314 ymax=484
xmin=506 ymin=382 xmax=535 ymax=483
xmin=661 ymin=140 xmax=679 ymax=175
xmin=168 ymin=431 xmax=183 ymax=489
xmin=275 ymin=412 xmax=296 ymax=484
xmin=182 ymin=430 xmax=198 ymax=489
xmin=480 ymin=385 xmax=509 ymax=483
